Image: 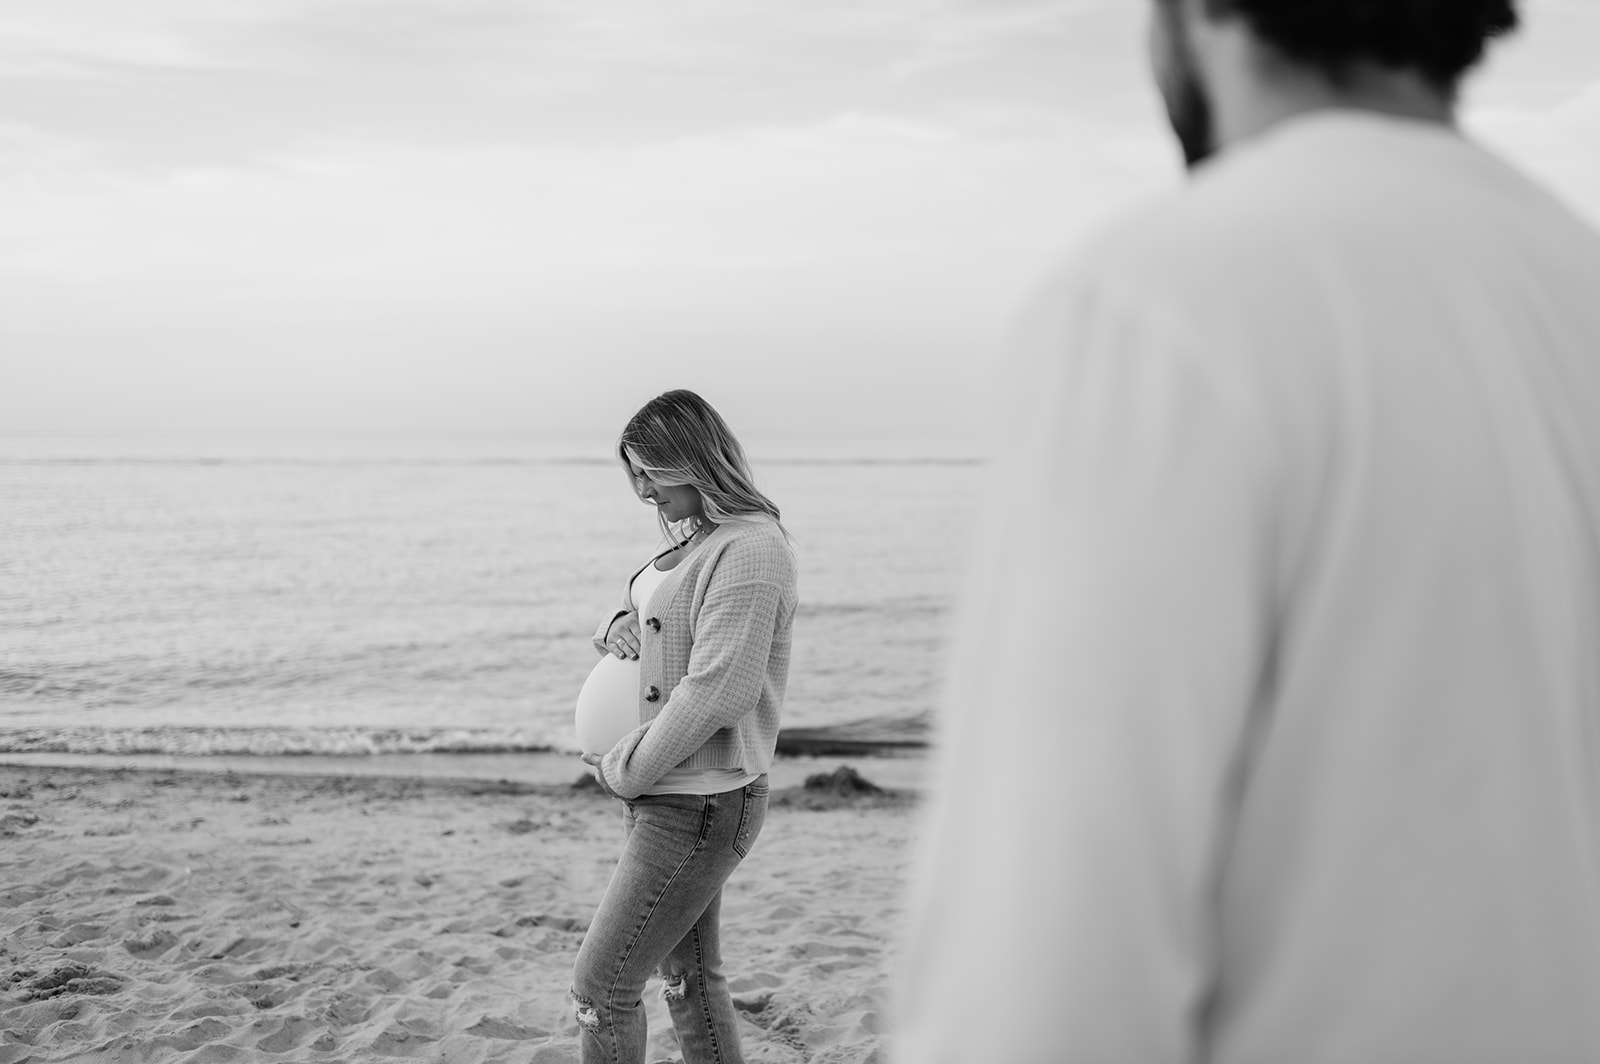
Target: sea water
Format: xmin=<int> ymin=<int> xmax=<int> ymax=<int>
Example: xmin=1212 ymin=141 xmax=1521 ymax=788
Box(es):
xmin=0 ymin=436 xmax=980 ymax=759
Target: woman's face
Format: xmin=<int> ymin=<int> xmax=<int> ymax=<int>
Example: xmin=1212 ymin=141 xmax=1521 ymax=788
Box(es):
xmin=624 ymin=448 xmax=705 ymax=525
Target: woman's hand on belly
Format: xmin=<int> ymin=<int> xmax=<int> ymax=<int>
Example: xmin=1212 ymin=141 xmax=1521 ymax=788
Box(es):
xmin=606 ymin=612 xmax=642 ymax=660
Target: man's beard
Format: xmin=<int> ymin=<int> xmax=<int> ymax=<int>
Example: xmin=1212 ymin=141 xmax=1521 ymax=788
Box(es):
xmin=1153 ymin=5 xmax=1216 ymax=169
xmin=1166 ymin=65 xmax=1215 ymax=169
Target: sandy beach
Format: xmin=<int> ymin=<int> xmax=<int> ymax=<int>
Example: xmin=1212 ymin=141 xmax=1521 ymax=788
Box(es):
xmin=0 ymin=760 xmax=919 ymax=1064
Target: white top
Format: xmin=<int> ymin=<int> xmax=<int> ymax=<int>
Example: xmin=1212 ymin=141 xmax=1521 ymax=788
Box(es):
xmin=629 ymin=553 xmax=672 ymax=617
xmin=897 ymin=112 xmax=1600 ymax=1064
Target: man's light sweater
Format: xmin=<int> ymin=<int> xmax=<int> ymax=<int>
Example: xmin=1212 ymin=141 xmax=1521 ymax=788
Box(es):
xmin=897 ymin=112 xmax=1600 ymax=1063
xmin=593 ymin=519 xmax=797 ymax=800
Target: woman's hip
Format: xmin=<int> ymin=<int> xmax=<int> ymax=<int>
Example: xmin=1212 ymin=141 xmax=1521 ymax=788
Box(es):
xmin=622 ymin=776 xmax=769 ymax=862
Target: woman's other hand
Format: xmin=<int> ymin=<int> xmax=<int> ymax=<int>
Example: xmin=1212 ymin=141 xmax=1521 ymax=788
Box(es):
xmin=581 ymin=753 xmax=624 ymax=799
xmin=606 ymin=612 xmax=642 ymax=660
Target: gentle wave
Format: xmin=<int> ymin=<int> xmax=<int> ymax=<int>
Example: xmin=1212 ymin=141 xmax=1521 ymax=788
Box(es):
xmin=798 ymin=597 xmax=945 ymax=619
xmin=0 ymin=456 xmax=981 ymax=469
xmin=0 ymin=715 xmax=933 ymax=759
xmin=0 ymin=457 xmax=599 ymax=468
xmin=775 ymin=712 xmax=931 ymax=755
xmin=0 ymin=726 xmax=571 ymax=758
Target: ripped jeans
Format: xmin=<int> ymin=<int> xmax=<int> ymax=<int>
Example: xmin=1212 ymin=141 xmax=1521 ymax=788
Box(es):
xmin=571 ymin=776 xmax=769 ymax=1064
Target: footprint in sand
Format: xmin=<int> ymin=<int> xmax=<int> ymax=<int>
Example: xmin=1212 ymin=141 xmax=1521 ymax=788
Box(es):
xmin=255 ymin=1014 xmax=320 ymax=1054
xmin=366 ymin=1025 xmax=441 ymax=1055
xmin=49 ymin=922 xmax=110 ymax=948
xmin=122 ymin=928 xmax=179 ymax=957
xmin=465 ymin=1015 xmax=551 ymax=1040
xmin=157 ymin=1016 xmax=235 ymax=1052
xmin=18 ymin=963 xmax=125 ymax=1001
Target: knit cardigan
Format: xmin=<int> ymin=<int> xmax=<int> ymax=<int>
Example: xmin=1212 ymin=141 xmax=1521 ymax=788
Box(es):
xmin=591 ymin=519 xmax=798 ymax=800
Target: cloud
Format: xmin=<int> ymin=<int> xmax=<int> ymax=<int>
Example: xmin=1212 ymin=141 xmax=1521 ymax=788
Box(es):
xmin=1 ymin=0 xmax=1142 ymax=164
xmin=881 ymin=0 xmax=1108 ymax=79
xmin=0 ymin=0 xmax=1167 ymax=437
xmin=0 ymin=4 xmax=227 ymax=73
xmin=0 ymin=101 xmax=1170 ymax=301
xmin=0 ymin=91 xmax=1174 ymax=435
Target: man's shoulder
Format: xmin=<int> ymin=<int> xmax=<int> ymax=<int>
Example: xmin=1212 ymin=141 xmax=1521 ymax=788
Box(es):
xmin=1059 ymin=115 xmax=1396 ymax=271
xmin=1062 ymin=138 xmax=1326 ymax=287
xmin=1008 ymin=131 xmax=1365 ymax=390
xmin=1054 ymin=114 xmax=1600 ymax=317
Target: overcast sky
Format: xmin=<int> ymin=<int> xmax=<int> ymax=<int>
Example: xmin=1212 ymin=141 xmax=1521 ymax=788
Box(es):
xmin=3 ymin=0 xmax=1597 ymax=446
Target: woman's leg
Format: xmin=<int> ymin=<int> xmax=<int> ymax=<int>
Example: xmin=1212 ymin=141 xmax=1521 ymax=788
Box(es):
xmin=570 ymin=778 xmax=766 ymax=1064
xmin=571 ymin=801 xmax=659 ymax=1064
xmin=658 ymin=887 xmax=742 ymax=1061
xmin=660 ymin=778 xmax=768 ymax=1063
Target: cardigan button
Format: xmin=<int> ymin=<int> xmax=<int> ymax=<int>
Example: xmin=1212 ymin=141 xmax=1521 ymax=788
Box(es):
xmin=646 ymin=617 xmax=660 ymax=632
xmin=644 ymin=686 xmax=660 ymax=703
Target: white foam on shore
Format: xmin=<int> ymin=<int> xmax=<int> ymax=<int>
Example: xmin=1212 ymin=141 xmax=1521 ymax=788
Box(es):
xmin=0 ymin=749 xmax=931 ymax=792
xmin=0 ymin=725 xmax=571 ymax=758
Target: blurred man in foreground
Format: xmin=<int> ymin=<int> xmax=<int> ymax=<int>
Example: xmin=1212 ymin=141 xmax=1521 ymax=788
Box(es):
xmin=898 ymin=1 xmax=1600 ymax=1061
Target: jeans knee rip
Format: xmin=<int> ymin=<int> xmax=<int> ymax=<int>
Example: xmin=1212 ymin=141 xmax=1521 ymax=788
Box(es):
xmin=569 ymin=988 xmax=601 ymax=1032
xmin=659 ymin=970 xmax=689 ymax=1003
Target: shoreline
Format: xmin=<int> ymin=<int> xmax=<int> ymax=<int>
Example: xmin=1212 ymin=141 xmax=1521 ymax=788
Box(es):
xmin=0 ymin=719 xmax=931 ymax=765
xmin=0 ymin=747 xmax=931 ymax=794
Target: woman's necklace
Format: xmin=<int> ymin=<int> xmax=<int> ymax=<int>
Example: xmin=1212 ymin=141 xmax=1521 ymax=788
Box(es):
xmin=678 ymin=520 xmax=715 ymax=550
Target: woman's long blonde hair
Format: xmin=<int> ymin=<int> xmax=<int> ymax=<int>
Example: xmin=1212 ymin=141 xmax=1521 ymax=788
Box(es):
xmin=618 ymin=390 xmax=786 ymax=543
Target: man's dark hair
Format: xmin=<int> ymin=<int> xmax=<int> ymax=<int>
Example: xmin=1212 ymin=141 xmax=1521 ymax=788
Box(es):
xmin=1206 ymin=0 xmax=1519 ymax=89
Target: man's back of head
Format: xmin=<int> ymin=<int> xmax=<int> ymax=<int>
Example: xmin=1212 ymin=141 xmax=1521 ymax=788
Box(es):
xmin=1149 ymin=0 xmax=1520 ymax=167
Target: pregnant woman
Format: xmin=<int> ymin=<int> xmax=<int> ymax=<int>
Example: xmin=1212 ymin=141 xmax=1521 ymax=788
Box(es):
xmin=570 ymin=389 xmax=798 ymax=1064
